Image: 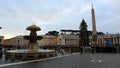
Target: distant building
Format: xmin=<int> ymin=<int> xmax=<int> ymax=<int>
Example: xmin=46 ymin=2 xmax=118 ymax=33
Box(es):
xmin=4 ymin=32 xmax=120 ymax=48
xmin=4 ymin=35 xmax=57 ymax=47
xmin=3 ymin=39 xmax=10 ymax=46
xmin=57 ymin=34 xmax=79 ymax=47
xmin=104 ymin=33 xmax=120 ymax=46
xmin=89 ymin=34 xmax=105 ymax=47
xmin=37 ymin=35 xmax=56 ymax=46
xmin=59 ymin=29 xmax=105 ymax=47
xmin=4 ymin=36 xmax=28 ymax=47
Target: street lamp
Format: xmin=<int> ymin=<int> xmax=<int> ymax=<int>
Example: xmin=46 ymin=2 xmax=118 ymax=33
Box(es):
xmin=0 ymin=27 xmax=5 ymax=60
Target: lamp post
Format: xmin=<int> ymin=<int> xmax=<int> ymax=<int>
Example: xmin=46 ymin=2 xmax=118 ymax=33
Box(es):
xmin=2 ymin=47 xmax=5 ymax=60
xmin=0 ymin=27 xmax=5 ymax=60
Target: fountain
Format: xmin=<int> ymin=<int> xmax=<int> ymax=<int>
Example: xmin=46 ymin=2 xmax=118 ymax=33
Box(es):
xmin=7 ymin=24 xmax=55 ymax=60
xmin=24 ymin=24 xmax=43 ymax=52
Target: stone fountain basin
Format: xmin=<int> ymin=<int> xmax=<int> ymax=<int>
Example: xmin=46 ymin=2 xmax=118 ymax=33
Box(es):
xmin=7 ymin=49 xmax=55 ymax=59
xmin=7 ymin=49 xmax=54 ymax=53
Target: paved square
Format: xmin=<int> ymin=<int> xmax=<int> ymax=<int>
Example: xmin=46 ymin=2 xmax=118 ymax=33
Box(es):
xmin=1 ymin=53 xmax=120 ymax=68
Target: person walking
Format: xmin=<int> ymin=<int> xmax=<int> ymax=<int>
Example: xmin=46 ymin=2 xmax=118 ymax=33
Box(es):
xmin=80 ymin=46 xmax=83 ymax=54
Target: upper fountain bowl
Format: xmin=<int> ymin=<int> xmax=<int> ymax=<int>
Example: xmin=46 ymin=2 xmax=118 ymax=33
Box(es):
xmin=26 ymin=24 xmax=41 ymax=31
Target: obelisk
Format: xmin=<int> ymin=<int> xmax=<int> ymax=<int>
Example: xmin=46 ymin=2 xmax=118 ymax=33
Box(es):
xmin=91 ymin=4 xmax=97 ymax=47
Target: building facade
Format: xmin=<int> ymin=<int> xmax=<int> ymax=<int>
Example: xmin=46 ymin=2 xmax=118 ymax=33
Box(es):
xmin=57 ymin=34 xmax=79 ymax=47
xmin=37 ymin=35 xmax=56 ymax=46
xmin=3 ymin=33 xmax=120 ymax=48
xmin=89 ymin=34 xmax=105 ymax=47
xmin=5 ymin=36 xmax=28 ymax=47
xmin=104 ymin=33 xmax=120 ymax=46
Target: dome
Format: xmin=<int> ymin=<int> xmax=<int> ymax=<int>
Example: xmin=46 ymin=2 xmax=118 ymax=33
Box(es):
xmin=26 ymin=24 xmax=41 ymax=31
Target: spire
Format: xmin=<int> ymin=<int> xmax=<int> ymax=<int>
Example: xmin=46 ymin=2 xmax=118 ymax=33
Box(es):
xmin=91 ymin=3 xmax=93 ymax=9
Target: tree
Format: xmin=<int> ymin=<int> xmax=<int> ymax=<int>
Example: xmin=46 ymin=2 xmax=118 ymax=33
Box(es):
xmin=46 ymin=31 xmax=59 ymax=36
xmin=79 ymin=19 xmax=89 ymax=46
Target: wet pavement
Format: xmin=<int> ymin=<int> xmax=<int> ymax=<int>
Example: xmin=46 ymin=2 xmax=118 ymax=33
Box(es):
xmin=0 ymin=59 xmax=21 ymax=65
xmin=1 ymin=53 xmax=120 ymax=68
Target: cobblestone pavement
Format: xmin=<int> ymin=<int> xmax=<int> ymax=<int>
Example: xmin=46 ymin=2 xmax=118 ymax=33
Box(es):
xmin=1 ymin=53 xmax=120 ymax=68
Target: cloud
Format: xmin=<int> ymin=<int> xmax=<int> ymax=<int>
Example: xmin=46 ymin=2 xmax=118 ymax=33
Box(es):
xmin=1 ymin=0 xmax=120 ymax=39
xmin=0 ymin=1 xmax=82 ymax=24
xmin=102 ymin=0 xmax=120 ymax=7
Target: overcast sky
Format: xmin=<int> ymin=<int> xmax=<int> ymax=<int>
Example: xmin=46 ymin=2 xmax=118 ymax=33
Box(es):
xmin=0 ymin=0 xmax=120 ymax=39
